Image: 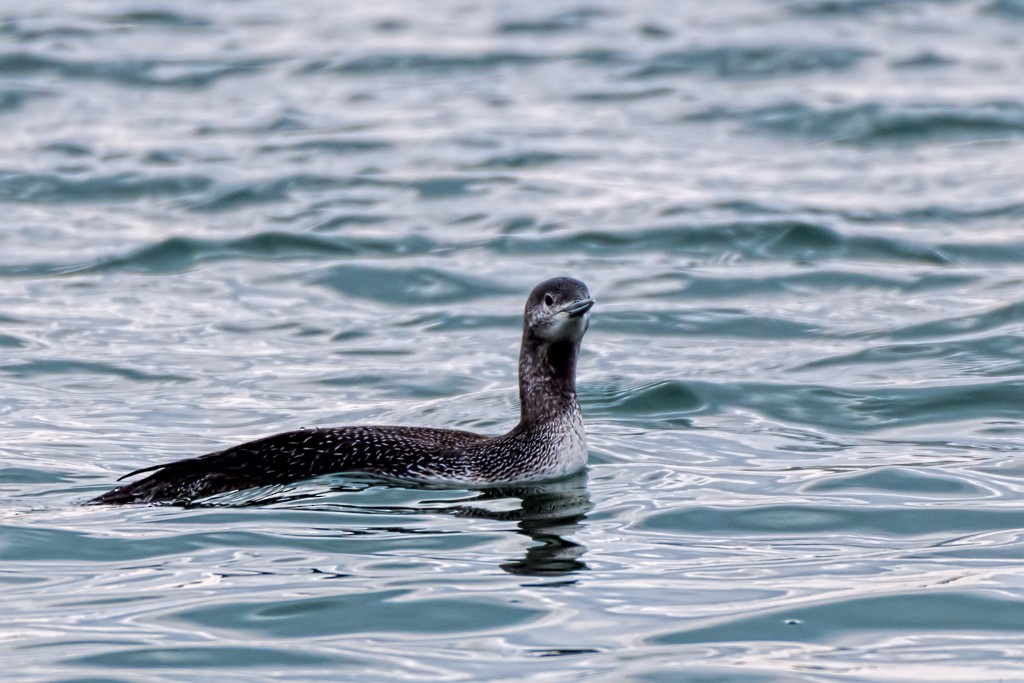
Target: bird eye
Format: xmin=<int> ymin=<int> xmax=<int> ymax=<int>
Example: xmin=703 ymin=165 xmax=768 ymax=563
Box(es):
xmin=543 ymin=294 xmax=554 ymax=307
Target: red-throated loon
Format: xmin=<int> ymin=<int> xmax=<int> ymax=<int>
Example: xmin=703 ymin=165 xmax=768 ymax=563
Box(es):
xmin=90 ymin=277 xmax=594 ymax=505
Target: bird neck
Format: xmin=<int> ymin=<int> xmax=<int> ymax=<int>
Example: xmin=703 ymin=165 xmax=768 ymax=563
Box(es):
xmin=517 ymin=332 xmax=579 ymax=425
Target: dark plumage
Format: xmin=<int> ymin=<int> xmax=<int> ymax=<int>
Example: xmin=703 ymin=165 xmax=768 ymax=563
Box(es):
xmin=90 ymin=277 xmax=594 ymax=505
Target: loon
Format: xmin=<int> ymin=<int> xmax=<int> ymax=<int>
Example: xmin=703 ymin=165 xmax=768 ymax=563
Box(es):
xmin=90 ymin=277 xmax=594 ymax=505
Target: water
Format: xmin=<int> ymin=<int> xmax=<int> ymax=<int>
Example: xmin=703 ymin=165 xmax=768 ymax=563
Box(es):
xmin=2 ymin=0 xmax=1023 ymax=680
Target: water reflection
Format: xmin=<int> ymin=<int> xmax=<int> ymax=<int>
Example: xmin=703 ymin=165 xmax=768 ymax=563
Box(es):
xmin=220 ymin=473 xmax=593 ymax=577
xmin=448 ymin=474 xmax=592 ymax=577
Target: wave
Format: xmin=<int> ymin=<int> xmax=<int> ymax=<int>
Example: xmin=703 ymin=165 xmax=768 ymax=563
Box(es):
xmin=839 ymin=201 xmax=1024 ymax=223
xmin=983 ymin=0 xmax=1024 ymax=19
xmin=572 ymin=87 xmax=675 ymax=102
xmin=0 ymin=87 xmax=50 ymax=112
xmin=489 ymin=220 xmax=952 ymax=265
xmin=802 ymin=465 xmax=984 ymax=495
xmin=0 ymin=169 xmax=398 ymax=209
xmin=638 ymin=270 xmax=980 ymax=300
xmin=696 ymin=100 xmax=1024 ymax=143
xmin=789 ymin=0 xmax=923 ymax=16
xmin=467 ymin=151 xmax=583 ymax=169
xmin=184 ymin=174 xmax=347 ymax=212
xmin=301 ymin=48 xmax=636 ymax=76
xmin=630 ymin=45 xmax=868 ymax=79
xmin=588 ymin=377 xmax=1024 ymax=434
xmin=794 ymin=335 xmax=1024 ymax=376
xmin=658 ymin=199 xmax=1024 ymax=225
xmin=0 ymin=10 xmax=211 ymax=41
xmin=584 ymin=380 xmax=703 ymax=429
xmin=183 ymin=172 xmax=507 ymax=211
xmin=642 ymin=505 xmax=1022 ymax=537
xmin=256 ymin=139 xmax=393 ymax=156
xmin=308 ymin=214 xmax=391 ymax=232
xmin=308 ymin=265 xmax=512 ymax=304
xmin=0 ymin=171 xmax=211 ymax=203
xmin=100 ymin=10 xmax=212 ymax=28
xmin=0 ymin=51 xmax=273 ymax=87
xmin=302 ymin=51 xmax=550 ymax=75
xmin=0 ymin=333 xmax=26 ymax=349
xmin=495 ymin=9 xmax=604 ymax=34
xmin=651 ymin=589 xmax=1024 ymax=645
xmin=1 ymin=358 xmax=191 ymax=383
xmin=172 ymin=589 xmax=541 ymax=639
xmin=596 ymin=310 xmax=824 ymax=339
xmin=739 ymin=380 xmax=1024 ymax=433
xmin=0 ymin=232 xmax=438 ymax=277
xmin=886 ymin=301 xmax=1024 ymax=341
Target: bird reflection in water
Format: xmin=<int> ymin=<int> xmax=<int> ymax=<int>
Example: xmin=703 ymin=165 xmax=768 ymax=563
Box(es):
xmin=448 ymin=473 xmax=592 ymax=577
xmin=219 ymin=472 xmax=592 ymax=578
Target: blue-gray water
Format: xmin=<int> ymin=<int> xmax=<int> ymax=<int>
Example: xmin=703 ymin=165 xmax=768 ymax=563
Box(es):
xmin=2 ymin=1 xmax=1024 ymax=681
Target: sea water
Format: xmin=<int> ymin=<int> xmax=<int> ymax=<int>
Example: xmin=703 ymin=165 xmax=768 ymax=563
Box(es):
xmin=2 ymin=1 xmax=1024 ymax=681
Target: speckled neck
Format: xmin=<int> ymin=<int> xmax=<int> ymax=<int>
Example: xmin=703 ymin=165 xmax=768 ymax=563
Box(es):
xmin=517 ymin=332 xmax=580 ymax=426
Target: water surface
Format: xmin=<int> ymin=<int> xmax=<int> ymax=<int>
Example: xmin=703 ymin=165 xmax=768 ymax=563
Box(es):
xmin=2 ymin=1 xmax=1024 ymax=681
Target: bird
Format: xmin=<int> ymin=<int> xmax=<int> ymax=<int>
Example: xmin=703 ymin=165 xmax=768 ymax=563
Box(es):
xmin=89 ymin=276 xmax=594 ymax=505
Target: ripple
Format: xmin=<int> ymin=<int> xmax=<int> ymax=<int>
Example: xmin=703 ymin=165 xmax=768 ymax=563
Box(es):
xmin=304 ymin=51 xmax=550 ymax=75
xmin=0 ymin=333 xmax=27 ymax=348
xmin=0 ymin=52 xmax=275 ymax=87
xmin=0 ymin=86 xmax=49 ymax=112
xmin=796 ymin=335 xmax=1024 ymax=376
xmin=1 ymin=359 xmax=191 ymax=383
xmin=256 ymin=138 xmax=393 ymax=156
xmin=692 ymin=198 xmax=1024 ymax=230
xmin=491 ymin=220 xmax=950 ymax=265
xmin=0 ymin=525 xmax=166 ymax=562
xmin=887 ymin=301 xmax=1024 ymax=340
xmin=839 ymin=201 xmax=1024 ymax=224
xmin=185 ymin=174 xmax=350 ymax=212
xmin=584 ymin=380 xmax=703 ymax=429
xmin=670 ymin=270 xmax=979 ymax=300
xmin=70 ymin=645 xmax=352 ymax=668
xmin=0 ymin=467 xmax=77 ymax=485
xmin=0 ymin=17 xmax=96 ymax=41
xmin=309 ymin=265 xmax=511 ymax=304
xmin=593 ymin=378 xmax=1024 ymax=433
xmin=0 ymin=232 xmax=438 ymax=277
xmin=495 ymin=9 xmax=603 ymax=34
xmin=308 ymin=213 xmax=392 ymax=232
xmin=642 ymin=505 xmax=1023 ymax=536
xmin=652 ymin=591 xmax=1024 ymax=645
xmin=983 ymin=0 xmax=1024 ymax=19
xmin=4 ymin=1 xmax=1024 ymax=680
xmin=716 ymin=101 xmax=1024 ymax=144
xmin=0 ymin=171 xmax=211 ymax=203
xmin=597 ymin=310 xmax=823 ymax=339
xmin=469 ymin=151 xmax=583 ymax=169
xmin=407 ymin=175 xmax=511 ymax=199
xmin=736 ymin=380 xmax=1024 ymax=433
xmin=173 ymin=589 xmax=542 ymax=637
xmin=892 ymin=51 xmax=956 ymax=69
xmin=101 ymin=10 xmax=213 ymax=28
xmin=630 ymin=45 xmax=868 ymax=78
xmin=788 ymin=0 xmax=919 ymax=16
xmin=571 ymin=87 xmax=675 ymax=102
xmin=803 ymin=466 xmax=984 ymax=496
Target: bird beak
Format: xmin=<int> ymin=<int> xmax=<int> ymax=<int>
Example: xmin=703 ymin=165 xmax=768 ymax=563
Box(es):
xmin=562 ymin=298 xmax=595 ymax=318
